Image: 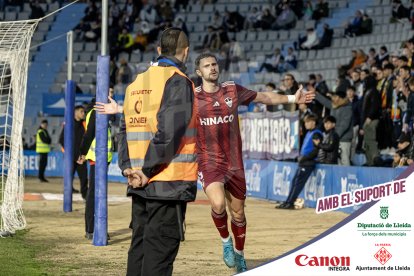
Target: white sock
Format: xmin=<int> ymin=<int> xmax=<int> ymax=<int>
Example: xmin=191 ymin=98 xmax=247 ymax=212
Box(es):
xmin=221 ymin=236 xmax=230 ymax=243
xmin=234 ymin=249 xmax=244 ymax=256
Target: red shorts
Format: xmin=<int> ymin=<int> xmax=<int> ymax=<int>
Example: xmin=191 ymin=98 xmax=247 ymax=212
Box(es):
xmin=198 ymin=167 xmax=246 ymax=200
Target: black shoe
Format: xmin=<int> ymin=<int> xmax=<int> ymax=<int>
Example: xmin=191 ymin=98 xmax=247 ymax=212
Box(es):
xmin=39 ymin=178 xmax=49 ymax=183
xmin=85 ymin=232 xmax=93 ymax=240
xmin=275 ymin=202 xmax=295 ymax=210
xmin=72 ymin=188 xmax=80 ymax=193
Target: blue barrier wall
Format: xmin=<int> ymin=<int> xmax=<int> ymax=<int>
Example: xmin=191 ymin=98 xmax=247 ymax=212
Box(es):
xmin=24 ymin=151 xmax=405 ymax=214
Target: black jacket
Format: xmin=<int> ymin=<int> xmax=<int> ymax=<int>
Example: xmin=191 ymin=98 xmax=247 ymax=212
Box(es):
xmin=317 ymin=129 xmax=340 ymax=164
xmin=59 ymin=119 xmax=86 ymax=159
xmin=79 ymin=101 xmax=96 ymax=156
xmin=361 ymin=88 xmax=381 ymax=124
xmin=38 ymin=127 xmax=51 ymax=144
xmin=118 ymin=56 xmax=197 ymax=202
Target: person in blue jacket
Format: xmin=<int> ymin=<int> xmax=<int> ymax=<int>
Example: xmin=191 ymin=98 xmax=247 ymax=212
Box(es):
xmin=276 ymin=113 xmax=322 ymax=209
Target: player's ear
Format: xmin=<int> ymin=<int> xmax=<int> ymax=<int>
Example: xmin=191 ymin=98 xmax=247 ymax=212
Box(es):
xmin=157 ymin=46 xmax=161 ymax=55
xmin=195 ymin=69 xmax=202 ymax=77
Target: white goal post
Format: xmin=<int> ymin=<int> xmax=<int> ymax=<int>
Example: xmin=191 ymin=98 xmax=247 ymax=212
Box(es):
xmin=0 ymin=19 xmax=39 ymax=237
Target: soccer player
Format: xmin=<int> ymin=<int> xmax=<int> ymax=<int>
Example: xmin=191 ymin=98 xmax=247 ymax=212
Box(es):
xmin=95 ymin=53 xmax=314 ymax=273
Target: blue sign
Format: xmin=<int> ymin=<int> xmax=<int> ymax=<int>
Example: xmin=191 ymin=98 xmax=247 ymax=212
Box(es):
xmin=267 ymin=161 xmax=298 ymax=202
xmin=244 ymin=159 xmax=270 ymax=199
xmin=42 ymin=93 xmax=124 ymax=116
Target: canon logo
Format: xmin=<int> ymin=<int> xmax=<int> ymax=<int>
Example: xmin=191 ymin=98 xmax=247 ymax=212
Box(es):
xmin=199 ymin=115 xmax=234 ymax=126
xmin=295 ymin=254 xmax=350 ymax=267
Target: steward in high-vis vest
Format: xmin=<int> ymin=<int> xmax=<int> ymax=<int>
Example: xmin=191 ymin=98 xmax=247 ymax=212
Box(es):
xmin=118 ymin=27 xmax=197 ymax=276
xmin=78 ymin=97 xmax=113 ymax=239
xmin=36 ymin=119 xmax=51 ymax=182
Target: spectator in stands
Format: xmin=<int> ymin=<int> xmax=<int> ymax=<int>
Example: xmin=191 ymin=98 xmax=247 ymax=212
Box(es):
xmin=312 ymin=0 xmax=329 ymax=20
xmin=376 ymin=67 xmax=394 ymax=153
xmin=391 ymin=0 xmax=409 ymax=22
xmin=272 ymin=3 xmax=297 ymax=30
xmin=257 ymin=48 xmax=283 ymax=73
xmin=276 ymin=114 xmax=322 ymax=209
xmin=174 ymin=0 xmax=189 ymax=12
xmin=359 ymin=12 xmax=373 ymax=36
xmin=347 ymin=86 xmax=361 ymax=158
xmin=315 ymin=74 xmax=329 ymax=96
xmin=283 ymin=47 xmax=297 ymax=71
xmin=302 ymin=1 xmax=313 ymax=21
xmin=157 ymin=0 xmax=174 ymax=22
xmin=263 ymin=82 xmax=285 ymax=112
xmin=83 ymin=1 xmax=98 ymax=22
xmin=275 ymin=0 xmax=288 ymax=16
xmin=383 ymin=64 xmax=401 ymax=146
xmin=299 ymin=28 xmax=319 ymax=50
xmin=211 ymin=11 xmax=223 ymax=29
xmin=116 ymin=58 xmax=132 ymax=86
xmin=315 ymin=88 xmax=353 ymax=166
xmin=360 ymin=75 xmax=381 ymax=166
xmin=244 ymin=7 xmax=261 ymax=30
xmin=403 ymin=77 xmax=414 ymax=133
xmin=113 ymin=28 xmax=134 ymax=58
xmin=229 ymin=38 xmax=245 ymax=62
xmin=255 ymin=8 xmax=275 ymax=30
xmin=109 ymin=0 xmax=121 ymax=27
xmin=132 ymin=29 xmax=148 ymax=52
xmin=394 ymin=132 xmax=411 ymax=166
xmin=367 ymin=48 xmax=380 ymax=67
xmin=173 ymin=16 xmax=188 ymax=36
xmin=316 ymin=115 xmax=340 ymax=164
xmin=344 ymin=10 xmax=363 ymax=37
xmin=73 ymin=20 xmax=91 ymax=42
xmin=280 ymin=73 xmax=299 ymax=111
xmin=290 ymin=0 xmax=304 ymax=19
xmin=307 ymin=74 xmax=328 ymax=118
xmin=379 ymin=46 xmax=390 ymax=67
xmin=314 ymin=23 xmax=333 ymax=49
xmin=59 ymin=105 xmax=88 ymax=199
xmin=223 ymin=10 xmax=244 ymax=32
xmin=109 ymin=58 xmax=118 ymax=87
xmin=348 ymin=68 xmax=363 ymax=98
xmin=36 ymin=119 xmax=51 ymax=183
xmin=29 ymin=0 xmax=44 ymax=20
xmin=202 ymin=26 xmax=219 ymax=51
xmin=139 ymin=4 xmax=158 ymax=26
xmin=217 ymin=50 xmax=229 ymax=72
xmin=410 ymin=1 xmax=414 ymax=29
xmin=84 ymin=17 xmax=102 ymax=42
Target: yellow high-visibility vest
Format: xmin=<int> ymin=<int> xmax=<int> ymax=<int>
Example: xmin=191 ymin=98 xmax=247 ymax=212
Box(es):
xmin=84 ymin=109 xmax=113 ymax=162
xmin=36 ymin=129 xmax=50 ymax=153
xmin=124 ymin=65 xmax=197 ymax=183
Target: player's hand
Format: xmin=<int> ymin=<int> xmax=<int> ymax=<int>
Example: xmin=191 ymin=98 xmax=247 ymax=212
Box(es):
xmin=295 ymin=85 xmax=315 ymax=104
xmin=77 ymin=155 xmax=86 ymax=164
xmin=134 ymin=170 xmax=149 ymax=187
xmin=124 ymin=168 xmax=142 ymax=188
xmin=95 ymin=96 xmax=121 ymax=114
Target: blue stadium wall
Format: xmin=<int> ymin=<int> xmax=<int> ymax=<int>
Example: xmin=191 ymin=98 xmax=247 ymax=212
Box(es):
xmin=23 ymin=151 xmax=405 ymax=214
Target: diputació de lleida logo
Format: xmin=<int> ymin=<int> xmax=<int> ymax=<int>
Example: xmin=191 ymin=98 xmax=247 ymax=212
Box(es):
xmin=380 ymin=206 xmax=389 ymax=220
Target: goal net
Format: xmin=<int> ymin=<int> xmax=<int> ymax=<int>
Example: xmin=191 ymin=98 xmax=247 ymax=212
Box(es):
xmin=0 ymin=19 xmax=39 ymax=236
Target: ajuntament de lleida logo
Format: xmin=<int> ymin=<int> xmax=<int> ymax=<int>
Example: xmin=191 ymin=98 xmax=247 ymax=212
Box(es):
xmin=380 ymin=206 xmax=389 ymax=219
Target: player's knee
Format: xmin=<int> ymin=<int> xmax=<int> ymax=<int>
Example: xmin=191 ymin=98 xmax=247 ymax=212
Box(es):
xmin=211 ymin=201 xmax=226 ymax=214
xmin=231 ymin=209 xmax=245 ymax=222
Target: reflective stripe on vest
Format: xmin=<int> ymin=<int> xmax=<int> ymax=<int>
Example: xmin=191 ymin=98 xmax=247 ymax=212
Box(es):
xmin=124 ymin=65 xmax=197 ymax=183
xmin=36 ymin=129 xmax=50 ymax=153
xmin=84 ymin=109 xmax=113 ymax=162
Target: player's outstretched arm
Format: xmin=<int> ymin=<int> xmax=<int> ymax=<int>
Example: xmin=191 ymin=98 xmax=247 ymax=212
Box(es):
xmin=253 ymin=85 xmax=315 ymax=105
xmin=95 ymin=96 xmax=123 ymax=114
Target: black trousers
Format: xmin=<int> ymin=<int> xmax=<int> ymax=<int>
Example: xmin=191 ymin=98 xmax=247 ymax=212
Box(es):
xmin=73 ymin=162 xmax=88 ymax=199
xmin=38 ymin=153 xmax=48 ymax=180
xmin=286 ymin=165 xmax=314 ymax=204
xmin=85 ymin=164 xmax=95 ymax=234
xmin=127 ymin=195 xmax=186 ymax=276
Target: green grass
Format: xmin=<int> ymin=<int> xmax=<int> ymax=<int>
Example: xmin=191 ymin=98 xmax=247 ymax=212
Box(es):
xmin=0 ymin=230 xmax=49 ymax=276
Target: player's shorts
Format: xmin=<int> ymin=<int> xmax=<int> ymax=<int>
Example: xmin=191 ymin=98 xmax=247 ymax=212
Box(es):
xmin=198 ymin=167 xmax=246 ymax=200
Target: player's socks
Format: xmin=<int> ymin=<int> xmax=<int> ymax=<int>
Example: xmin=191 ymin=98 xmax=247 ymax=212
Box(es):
xmin=231 ymin=219 xmax=246 ymax=252
xmin=211 ymin=209 xmax=229 ymax=238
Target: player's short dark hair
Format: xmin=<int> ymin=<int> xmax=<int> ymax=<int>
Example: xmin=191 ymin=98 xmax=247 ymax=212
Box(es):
xmin=347 ymin=85 xmax=356 ymax=92
xmin=304 ymin=114 xmax=318 ymax=122
xmin=401 ymin=65 xmax=410 ymax=72
xmin=195 ymin=53 xmax=217 ymax=69
xmin=266 ymin=82 xmax=276 ymax=89
xmin=159 ymin=27 xmax=189 ymax=56
xmin=323 ymin=115 xmax=336 ymax=124
xmin=41 ymin=119 xmax=48 ymax=124
xmin=75 ymin=105 xmax=84 ymax=111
